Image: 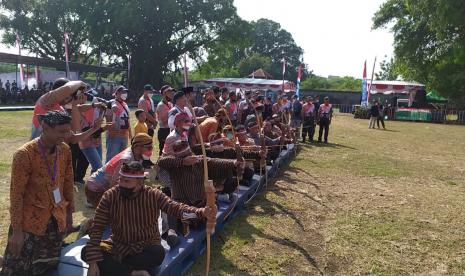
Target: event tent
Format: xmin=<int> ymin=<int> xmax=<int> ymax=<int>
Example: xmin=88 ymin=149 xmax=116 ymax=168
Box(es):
xmin=369 ymin=80 xmax=425 ymax=94
xmin=199 ymin=78 xmax=295 ymax=92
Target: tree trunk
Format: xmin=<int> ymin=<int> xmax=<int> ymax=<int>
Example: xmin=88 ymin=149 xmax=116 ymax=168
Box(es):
xmin=129 ymin=46 xmax=165 ymax=92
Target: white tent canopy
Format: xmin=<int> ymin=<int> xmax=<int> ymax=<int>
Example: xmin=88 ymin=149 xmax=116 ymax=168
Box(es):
xmin=369 ymin=80 xmax=425 ymax=94
xmin=200 ymin=78 xmax=295 ymax=92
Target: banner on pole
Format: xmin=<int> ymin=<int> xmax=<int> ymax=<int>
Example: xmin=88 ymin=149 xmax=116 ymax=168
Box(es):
xmin=64 ymin=33 xmax=70 ymax=78
xmin=361 ymin=61 xmax=367 ymax=106
xmin=296 ymin=64 xmax=302 ymax=99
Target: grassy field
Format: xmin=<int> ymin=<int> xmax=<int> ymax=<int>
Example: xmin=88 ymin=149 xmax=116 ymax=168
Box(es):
xmin=0 ymin=111 xmax=464 ymax=274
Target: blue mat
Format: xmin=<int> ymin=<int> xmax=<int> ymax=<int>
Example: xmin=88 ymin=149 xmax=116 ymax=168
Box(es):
xmin=49 ymin=144 xmax=296 ymax=276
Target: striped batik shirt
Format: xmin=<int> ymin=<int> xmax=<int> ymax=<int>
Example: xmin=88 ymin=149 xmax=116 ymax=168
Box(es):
xmin=157 ymin=156 xmax=236 ymax=206
xmin=84 ymin=185 xmax=203 ymax=263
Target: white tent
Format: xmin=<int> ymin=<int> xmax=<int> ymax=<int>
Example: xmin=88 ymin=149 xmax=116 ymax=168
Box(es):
xmin=200 ymin=78 xmax=295 ymax=92
xmin=369 ymin=80 xmax=425 ymax=94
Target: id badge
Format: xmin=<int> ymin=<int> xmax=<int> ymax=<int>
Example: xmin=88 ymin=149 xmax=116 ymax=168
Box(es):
xmin=53 ymin=188 xmax=62 ymax=204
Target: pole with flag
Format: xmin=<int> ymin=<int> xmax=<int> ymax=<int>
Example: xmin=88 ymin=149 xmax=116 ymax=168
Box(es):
xmin=64 ymin=32 xmax=70 ymax=78
xmin=95 ymin=48 xmax=102 ymax=88
xmin=16 ymin=34 xmax=24 ymax=89
xmin=183 ymin=53 xmax=188 ymax=87
xmin=296 ymin=64 xmax=302 ymax=99
xmin=35 ymin=53 xmax=40 ymax=89
xmin=281 ymin=57 xmax=286 ymax=93
xmin=127 ymin=53 xmax=131 ymax=89
xmin=367 ymin=56 xmax=377 ymax=104
xmin=361 ymin=60 xmax=368 ymax=106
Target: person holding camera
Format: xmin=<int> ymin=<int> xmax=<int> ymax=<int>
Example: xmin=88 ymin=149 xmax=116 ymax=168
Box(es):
xmin=78 ymin=95 xmax=113 ymax=175
xmin=31 ymin=78 xmax=86 ymax=140
xmin=106 ymin=86 xmax=132 ymax=162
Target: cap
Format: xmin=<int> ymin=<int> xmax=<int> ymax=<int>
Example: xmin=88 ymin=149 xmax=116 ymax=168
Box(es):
xmin=246 ymin=120 xmax=258 ymax=129
xmin=182 ymin=86 xmax=194 ymax=94
xmin=211 ymin=86 xmax=220 ymax=93
xmin=144 ymin=84 xmax=153 ymax=91
xmin=235 ymin=124 xmax=247 ymax=134
xmin=131 ymin=133 xmax=152 ymax=147
xmin=193 ymin=107 xmax=207 ymax=117
xmin=119 ymin=162 xmax=149 ymax=179
xmin=160 ymin=85 xmax=173 ymax=94
xmin=113 ymin=85 xmax=127 ymax=96
xmin=174 ymin=112 xmax=191 ymax=127
xmin=172 ymin=91 xmax=185 ymax=104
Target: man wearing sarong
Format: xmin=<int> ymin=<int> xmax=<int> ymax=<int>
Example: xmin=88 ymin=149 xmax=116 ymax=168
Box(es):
xmin=83 ymin=161 xmax=216 ymax=276
xmin=1 ymin=111 xmax=75 ymax=276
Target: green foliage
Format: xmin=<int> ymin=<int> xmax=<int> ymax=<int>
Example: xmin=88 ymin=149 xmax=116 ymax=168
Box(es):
xmin=301 ymin=75 xmax=361 ymax=91
xmin=373 ymin=0 xmax=465 ymax=102
xmin=0 ymin=0 xmax=91 ymax=61
xmin=375 ymin=56 xmax=399 ymax=80
xmin=0 ymin=0 xmax=241 ymax=90
xmin=354 ymin=106 xmax=370 ymax=119
xmin=0 ymin=63 xmax=17 ymax=74
xmin=193 ymin=18 xmax=309 ymax=82
xmin=248 ymin=19 xmax=306 ymax=81
xmin=237 ymin=53 xmax=272 ymax=77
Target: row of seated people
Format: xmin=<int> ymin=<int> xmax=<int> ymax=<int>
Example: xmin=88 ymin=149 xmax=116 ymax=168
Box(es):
xmin=80 ymin=108 xmax=295 ymax=275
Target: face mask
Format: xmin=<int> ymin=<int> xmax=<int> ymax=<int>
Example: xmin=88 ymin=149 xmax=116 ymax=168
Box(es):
xmin=142 ymin=150 xmax=152 ymax=160
xmin=119 ymin=186 xmax=135 ymax=199
xmin=182 ymin=125 xmax=191 ymax=130
xmin=121 ymin=93 xmax=128 ymax=101
xmin=226 ymin=132 xmax=234 ymax=140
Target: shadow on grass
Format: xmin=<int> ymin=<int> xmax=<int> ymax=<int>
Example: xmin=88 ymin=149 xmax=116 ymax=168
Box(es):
xmin=190 ymin=168 xmax=324 ymax=275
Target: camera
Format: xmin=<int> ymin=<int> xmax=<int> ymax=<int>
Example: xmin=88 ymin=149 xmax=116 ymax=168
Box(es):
xmin=84 ymin=89 xmax=112 ymax=109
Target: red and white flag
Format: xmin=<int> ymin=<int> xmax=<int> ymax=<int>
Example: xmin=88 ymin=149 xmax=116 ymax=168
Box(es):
xmin=367 ymin=56 xmax=377 ymax=102
xmin=16 ymin=34 xmax=25 ymax=85
xmin=127 ymin=53 xmax=131 ymax=88
xmin=64 ymin=32 xmax=70 ymax=77
xmin=281 ymin=57 xmax=286 ymax=76
xmin=183 ymin=53 xmax=188 ymax=87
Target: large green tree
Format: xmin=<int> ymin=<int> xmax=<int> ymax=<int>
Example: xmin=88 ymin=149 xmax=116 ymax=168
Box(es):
xmin=301 ymin=75 xmax=361 ymax=91
xmin=0 ymin=0 xmax=241 ymax=90
xmin=373 ymin=0 xmax=465 ymax=102
xmin=375 ymin=56 xmax=399 ymax=81
xmin=237 ymin=53 xmax=272 ymax=77
xmin=0 ymin=0 xmax=91 ymax=61
xmin=249 ymin=19 xmax=305 ymax=81
xmin=79 ymin=0 xmax=242 ymax=90
xmin=193 ymin=18 xmax=308 ymax=83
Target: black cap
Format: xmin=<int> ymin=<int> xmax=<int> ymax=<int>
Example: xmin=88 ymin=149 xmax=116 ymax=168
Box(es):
xmin=172 ymin=91 xmax=185 ymax=104
xmin=144 ymin=84 xmax=153 ymax=91
xmin=182 ymin=86 xmax=194 ymax=94
xmin=211 ymin=86 xmax=220 ymax=93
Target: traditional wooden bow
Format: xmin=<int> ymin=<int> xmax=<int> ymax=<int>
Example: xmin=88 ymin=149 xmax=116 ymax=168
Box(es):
xmin=211 ymin=95 xmax=242 ymax=221
xmin=187 ymin=102 xmax=215 ymax=276
xmin=246 ymin=96 xmax=267 ymax=188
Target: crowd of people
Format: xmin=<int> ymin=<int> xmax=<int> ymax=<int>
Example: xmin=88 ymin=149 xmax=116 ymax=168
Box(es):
xmin=0 ymin=77 xmax=334 ymax=276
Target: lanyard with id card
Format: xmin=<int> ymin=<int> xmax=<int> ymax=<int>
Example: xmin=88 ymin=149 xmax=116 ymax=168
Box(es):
xmin=38 ymin=140 xmax=62 ymax=204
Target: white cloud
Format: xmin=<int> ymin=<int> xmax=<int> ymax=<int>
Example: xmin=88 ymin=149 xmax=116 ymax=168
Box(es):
xmin=234 ymin=0 xmax=393 ymax=78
